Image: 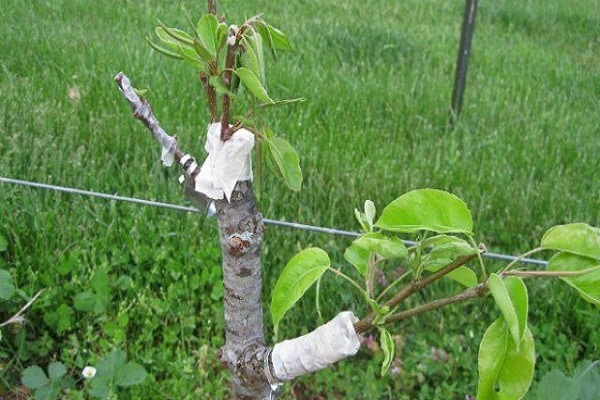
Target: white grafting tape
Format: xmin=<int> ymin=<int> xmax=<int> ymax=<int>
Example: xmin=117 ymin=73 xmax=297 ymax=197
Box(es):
xmin=187 ymin=162 xmax=199 ymax=176
xmin=161 ymin=136 xmax=176 ymax=167
xmin=179 ymin=154 xmax=192 ymax=167
xmin=271 ymin=311 xmax=361 ymax=381
xmin=195 ymin=123 xmax=254 ymax=201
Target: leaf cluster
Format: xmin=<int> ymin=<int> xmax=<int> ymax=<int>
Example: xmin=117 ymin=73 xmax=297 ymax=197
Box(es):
xmin=270 ymin=188 xmax=600 ymax=396
xmin=146 ymin=11 xmax=304 ymax=192
xmin=21 ymin=350 xmax=146 ymax=400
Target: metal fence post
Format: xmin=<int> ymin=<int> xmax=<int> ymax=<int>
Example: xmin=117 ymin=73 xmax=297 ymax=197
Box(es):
xmin=449 ymin=0 xmax=479 ymax=126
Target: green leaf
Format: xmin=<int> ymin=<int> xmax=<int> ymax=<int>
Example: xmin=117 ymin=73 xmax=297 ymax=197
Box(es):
xmin=487 ymin=274 xmax=528 ymax=346
xmin=446 ymin=267 xmax=478 ymax=288
xmin=379 ymin=328 xmax=395 ymax=376
xmin=97 ymin=350 xmax=127 ymax=379
xmin=191 ymin=38 xmax=213 ymax=62
xmin=256 ymin=22 xmax=292 ymax=59
xmin=42 ymin=303 xmax=73 ymax=334
xmin=265 ymin=136 xmax=302 ymax=191
xmin=73 ymin=291 xmax=97 ymax=312
xmin=354 ymin=209 xmax=371 ymax=233
xmin=209 ymin=75 xmax=236 ymax=97
xmin=155 ymin=27 xmax=185 ymax=50
xmin=91 ymin=270 xmax=110 ymax=297
xmin=0 ymin=234 xmax=7 ymax=252
xmin=364 ymin=200 xmax=376 ymax=229
xmin=145 ymin=37 xmax=184 ymax=60
xmin=352 ymin=233 xmax=407 ymax=260
xmin=0 ymin=269 xmax=15 ymax=299
xmin=573 ymin=360 xmax=600 ymax=399
xmin=477 ymin=318 xmax=535 ymax=400
xmin=178 ymin=42 xmax=206 ymax=70
xmin=234 ymin=67 xmax=274 ymax=104
xmin=344 ymin=244 xmax=370 ymax=276
xmin=271 ymin=248 xmax=330 ymax=335
xmin=215 ymin=22 xmax=228 ymax=52
xmin=240 ymin=28 xmax=265 ymax=84
xmin=195 ymin=14 xmax=219 ymax=59
xmin=89 ymin=376 xmax=112 ymax=399
xmin=156 ymin=21 xmax=194 ymax=45
xmin=153 ymin=26 xmax=207 ymax=69
xmin=532 ymin=370 xmax=581 ymax=400
xmin=422 ymin=235 xmax=478 ymax=258
xmin=421 ymin=235 xmax=478 ymax=287
xmin=115 ymin=362 xmax=147 ymax=387
xmin=22 ymin=366 xmax=50 ymax=390
xmin=541 ymin=223 xmax=600 ymax=260
xmin=47 ymin=362 xmax=67 ymax=381
xmin=548 ymin=252 xmax=600 ymax=305
xmin=34 ymin=386 xmax=60 ymax=400
xmin=375 ymin=189 xmax=473 ymax=234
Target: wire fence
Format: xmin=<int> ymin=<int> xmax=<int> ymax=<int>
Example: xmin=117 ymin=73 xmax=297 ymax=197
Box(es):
xmin=0 ymin=175 xmax=549 ymax=266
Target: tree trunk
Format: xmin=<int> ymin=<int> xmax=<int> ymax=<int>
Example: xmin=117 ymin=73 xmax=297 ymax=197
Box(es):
xmin=115 ymin=72 xmax=360 ymax=399
xmin=215 ymin=180 xmax=273 ymax=399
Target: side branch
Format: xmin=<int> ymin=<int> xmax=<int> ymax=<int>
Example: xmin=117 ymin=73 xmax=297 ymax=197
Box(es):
xmin=354 ymin=253 xmax=478 ymax=334
xmin=114 ymin=72 xmax=183 ymax=164
xmin=115 ymin=72 xmax=211 ymax=211
xmin=0 ymin=290 xmax=44 ymax=328
xmin=200 ymin=72 xmax=219 ymax=122
xmin=385 ymin=283 xmax=486 ymax=324
xmin=220 ymin=27 xmax=240 ymax=141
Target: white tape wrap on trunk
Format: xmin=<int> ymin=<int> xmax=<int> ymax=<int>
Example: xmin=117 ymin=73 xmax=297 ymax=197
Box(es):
xmin=195 ymin=123 xmax=254 ymax=202
xmin=271 ymin=311 xmax=361 ymax=381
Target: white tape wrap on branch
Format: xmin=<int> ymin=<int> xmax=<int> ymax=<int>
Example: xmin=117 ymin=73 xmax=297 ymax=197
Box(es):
xmin=195 ymin=123 xmax=254 ymax=201
xmin=271 ymin=311 xmax=361 ymax=381
xmin=161 ymin=139 xmax=176 ymax=167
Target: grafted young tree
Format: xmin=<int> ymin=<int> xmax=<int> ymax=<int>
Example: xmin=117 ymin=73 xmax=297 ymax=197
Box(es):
xmin=115 ymin=2 xmax=600 ymax=399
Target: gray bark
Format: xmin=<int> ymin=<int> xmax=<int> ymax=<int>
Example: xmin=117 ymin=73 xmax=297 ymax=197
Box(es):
xmin=215 ymin=180 xmax=274 ymax=399
xmin=115 ymin=72 xmax=356 ymax=399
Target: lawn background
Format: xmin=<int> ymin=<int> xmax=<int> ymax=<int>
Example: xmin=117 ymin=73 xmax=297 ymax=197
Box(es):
xmin=1 ymin=0 xmax=598 ymax=398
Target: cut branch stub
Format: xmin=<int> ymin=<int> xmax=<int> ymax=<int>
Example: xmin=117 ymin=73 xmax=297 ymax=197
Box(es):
xmin=114 ymin=72 xmax=182 ymax=166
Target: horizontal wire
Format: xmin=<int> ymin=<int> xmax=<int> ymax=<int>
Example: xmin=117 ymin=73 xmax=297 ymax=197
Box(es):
xmin=0 ymin=175 xmax=548 ymax=266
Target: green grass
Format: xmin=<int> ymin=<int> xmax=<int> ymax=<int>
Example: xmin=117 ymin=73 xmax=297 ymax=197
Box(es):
xmin=1 ymin=0 xmax=599 ymax=398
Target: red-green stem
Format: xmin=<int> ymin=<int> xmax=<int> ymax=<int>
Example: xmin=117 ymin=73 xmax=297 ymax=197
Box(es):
xmin=468 ymin=236 xmax=488 ymax=282
xmin=365 ymin=253 xmax=377 ymax=299
xmin=502 ymin=265 xmax=600 ymax=278
xmin=354 ymin=253 xmax=478 ymax=334
xmin=200 ymin=72 xmax=218 ymax=122
xmin=208 ymin=0 xmax=217 ymax=15
xmin=500 ymin=247 xmax=544 ymax=274
xmin=328 ymin=267 xmax=368 ymax=299
xmin=220 ymin=31 xmax=238 ymax=141
xmin=383 ymin=283 xmax=486 ymax=325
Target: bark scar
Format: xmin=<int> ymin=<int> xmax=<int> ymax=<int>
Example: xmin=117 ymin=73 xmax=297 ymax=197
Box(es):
xmin=227 ymin=232 xmax=253 ymax=256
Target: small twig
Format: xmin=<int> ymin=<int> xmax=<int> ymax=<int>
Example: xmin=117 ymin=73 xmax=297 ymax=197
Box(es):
xmin=500 ymin=247 xmax=544 ymax=274
xmin=354 ymin=253 xmax=478 ymax=334
xmin=365 ymin=254 xmax=377 ymax=299
xmin=502 ymin=265 xmax=600 ymax=278
xmin=328 ymin=267 xmax=368 ymax=298
xmin=468 ymin=236 xmax=488 ymax=282
xmin=220 ymin=27 xmax=240 ymax=141
xmin=0 ymin=289 xmax=44 ymax=328
xmin=383 ymin=253 xmax=478 ymax=310
xmin=208 ymin=0 xmax=217 ymax=15
xmin=200 ymin=72 xmax=218 ymax=122
xmin=384 ymin=283 xmax=485 ymax=325
xmin=375 ymin=269 xmax=412 ymax=302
